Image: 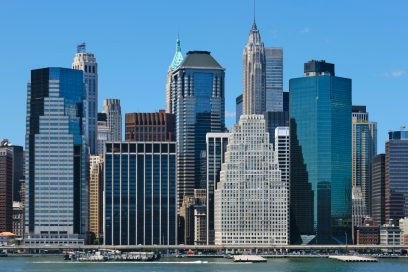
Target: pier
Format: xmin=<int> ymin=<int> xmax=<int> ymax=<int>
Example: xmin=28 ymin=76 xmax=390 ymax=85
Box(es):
xmin=233 ymin=255 xmax=267 ymax=263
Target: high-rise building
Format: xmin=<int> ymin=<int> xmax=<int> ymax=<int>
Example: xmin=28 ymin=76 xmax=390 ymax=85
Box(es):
xmin=25 ymin=68 xmax=87 ymax=244
xmin=385 ymin=130 xmax=408 ymax=223
xmin=242 ymin=20 xmax=283 ymax=115
xmin=104 ymin=142 xmax=177 ymax=245
xmin=235 ymin=94 xmax=243 ymax=124
xmin=89 ymin=155 xmax=103 ymax=239
xmin=206 ymin=132 xmax=229 ymax=245
xmin=0 ymin=145 xmax=12 ymax=232
xmin=214 ymin=115 xmax=289 ymax=245
xmin=103 ymin=99 xmax=122 ymax=142
xmin=283 ymin=91 xmax=289 ymax=112
xmin=193 ymin=189 xmax=207 ymax=245
xmin=169 ymin=51 xmax=225 ymax=208
xmin=290 ymin=60 xmax=352 ymax=244
xmin=125 ymin=110 xmax=176 ymax=142
xmin=352 ymin=105 xmax=377 ymax=218
xmin=371 ymin=154 xmax=386 ymax=226
xmin=97 ymin=113 xmax=109 ymax=155
xmin=265 ymin=48 xmax=283 ymax=112
xmin=72 ymin=42 xmax=98 ymax=155
xmin=264 ymin=111 xmax=289 ymax=144
xmin=275 ymin=127 xmax=290 ymax=187
xmin=12 ymin=201 xmax=24 ymax=238
xmin=0 ymin=140 xmax=24 ymax=203
xmin=166 ymin=36 xmax=184 ymax=113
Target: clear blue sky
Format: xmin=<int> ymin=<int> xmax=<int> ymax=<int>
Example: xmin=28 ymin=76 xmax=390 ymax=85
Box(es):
xmin=0 ymin=0 xmax=407 ymax=152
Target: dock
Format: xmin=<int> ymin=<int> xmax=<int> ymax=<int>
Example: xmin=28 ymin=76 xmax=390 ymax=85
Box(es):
xmin=233 ymin=255 xmax=267 ymax=263
xmin=328 ymin=255 xmax=378 ymax=262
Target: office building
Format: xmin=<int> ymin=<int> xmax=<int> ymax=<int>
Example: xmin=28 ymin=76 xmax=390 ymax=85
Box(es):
xmin=215 ymin=115 xmax=289 ymax=245
xmin=283 ymin=91 xmax=289 ymax=112
xmin=72 ymin=42 xmax=98 ymax=155
xmin=0 ymin=146 xmax=12 ymax=232
xmin=265 ymin=47 xmax=283 ymax=112
xmin=290 ymin=60 xmax=352 ymax=244
xmin=104 ymin=142 xmax=177 ymax=245
xmin=169 ymin=51 xmax=225 ymax=208
xmin=25 ymin=68 xmax=87 ymax=244
xmin=385 ymin=130 xmax=408 ymax=222
xmin=206 ymin=132 xmax=229 ymax=244
xmin=400 ymin=217 xmax=408 ymax=245
xmin=103 ymin=99 xmax=122 ymax=142
xmin=166 ymin=36 xmax=184 ymax=113
xmin=235 ymin=94 xmax=243 ymax=124
xmin=355 ymin=217 xmax=379 ymax=245
xmin=371 ymin=154 xmax=386 ymax=226
xmin=12 ymin=202 xmax=24 ymax=238
xmin=352 ymin=105 xmax=377 ymax=218
xmin=275 ymin=127 xmax=290 ymax=187
xmin=193 ymin=189 xmax=207 ymax=245
xmin=0 ymin=140 xmax=24 ymax=203
xmin=380 ymin=222 xmax=401 ymax=245
xmin=97 ymin=113 xmax=109 ymax=155
xmin=125 ymin=110 xmax=176 ymax=142
xmin=264 ymin=111 xmax=289 ymax=144
xmin=89 ymin=155 xmax=103 ymax=239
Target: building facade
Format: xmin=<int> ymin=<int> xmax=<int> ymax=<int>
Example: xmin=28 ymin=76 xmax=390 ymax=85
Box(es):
xmin=264 ymin=111 xmax=289 ymax=144
xmin=235 ymin=94 xmax=243 ymax=124
xmin=25 ymin=68 xmax=88 ymax=244
xmin=103 ymin=99 xmax=122 ymax=142
xmin=104 ymin=142 xmax=177 ymax=245
xmin=215 ymin=115 xmax=289 ymax=245
xmin=72 ymin=43 xmax=98 ymax=155
xmin=289 ymin=60 xmax=352 ymax=244
xmin=275 ymin=127 xmax=290 ymax=188
xmin=380 ymin=223 xmax=401 ymax=245
xmin=89 ymin=155 xmax=103 ymax=239
xmin=97 ymin=113 xmax=109 ymax=155
xmin=265 ymin=48 xmax=283 ymax=112
xmin=169 ymin=51 xmax=225 ymax=208
xmin=125 ymin=110 xmax=176 ymax=142
xmin=166 ymin=36 xmax=184 ymax=113
xmin=0 ymin=146 xmax=13 ymax=232
xmin=356 ymin=217 xmax=380 ymax=245
xmin=385 ymin=131 xmax=408 ymax=223
xmin=206 ymin=132 xmax=229 ymax=244
xmin=371 ymin=154 xmax=386 ymax=226
xmin=352 ymin=105 xmax=377 ymax=219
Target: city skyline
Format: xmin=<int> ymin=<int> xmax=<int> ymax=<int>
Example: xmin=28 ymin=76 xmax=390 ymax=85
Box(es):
xmin=0 ymin=1 xmax=407 ymax=153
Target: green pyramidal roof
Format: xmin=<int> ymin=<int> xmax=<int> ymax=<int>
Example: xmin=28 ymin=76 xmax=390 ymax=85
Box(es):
xmin=170 ymin=37 xmax=184 ymax=71
xmin=179 ymin=51 xmax=224 ymax=70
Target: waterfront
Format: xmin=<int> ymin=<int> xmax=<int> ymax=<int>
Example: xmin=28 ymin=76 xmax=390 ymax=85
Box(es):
xmin=1 ymin=257 xmax=408 ymax=272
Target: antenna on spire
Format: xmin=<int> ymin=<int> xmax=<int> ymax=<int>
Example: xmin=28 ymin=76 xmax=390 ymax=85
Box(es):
xmin=77 ymin=42 xmax=86 ymax=53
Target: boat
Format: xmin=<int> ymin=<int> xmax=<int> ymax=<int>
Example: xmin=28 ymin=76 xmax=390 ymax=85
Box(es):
xmin=0 ymin=252 xmax=8 ymax=257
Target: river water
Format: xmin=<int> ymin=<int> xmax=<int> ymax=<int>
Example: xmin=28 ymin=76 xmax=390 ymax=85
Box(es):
xmin=1 ymin=256 xmax=408 ymax=272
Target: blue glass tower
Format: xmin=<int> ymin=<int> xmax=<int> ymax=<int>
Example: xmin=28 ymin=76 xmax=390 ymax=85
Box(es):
xmin=169 ymin=51 xmax=225 ymax=208
xmin=290 ymin=60 xmax=352 ymax=244
xmin=104 ymin=142 xmax=177 ymax=245
xmin=25 ymin=68 xmax=88 ymax=244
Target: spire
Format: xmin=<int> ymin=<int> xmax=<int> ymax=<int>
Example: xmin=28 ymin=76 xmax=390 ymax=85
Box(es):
xmin=170 ymin=35 xmax=184 ymax=71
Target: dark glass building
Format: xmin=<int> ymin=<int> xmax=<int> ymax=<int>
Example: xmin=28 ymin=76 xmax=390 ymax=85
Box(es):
xmin=125 ymin=110 xmax=175 ymax=142
xmin=236 ymin=94 xmax=243 ymax=124
xmin=169 ymin=51 xmax=225 ymax=208
xmin=385 ymin=131 xmax=408 ymax=223
xmin=0 ymin=145 xmax=13 ymax=232
xmin=264 ymin=111 xmax=289 ymax=144
xmin=289 ymin=60 xmax=352 ymax=244
xmin=104 ymin=142 xmax=177 ymax=245
xmin=371 ymin=154 xmax=385 ymax=226
xmin=25 ymin=68 xmax=88 ymax=244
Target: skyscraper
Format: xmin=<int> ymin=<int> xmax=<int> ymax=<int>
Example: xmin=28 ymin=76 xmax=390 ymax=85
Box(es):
xmin=103 ymin=99 xmax=122 ymax=142
xmin=25 ymin=68 xmax=87 ymax=244
xmin=166 ymin=36 xmax=184 ymax=113
xmin=96 ymin=112 xmax=109 ymax=155
xmin=352 ymin=105 xmax=377 ymax=223
xmin=169 ymin=51 xmax=225 ymax=208
xmin=290 ymin=60 xmax=352 ymax=244
xmin=125 ymin=110 xmax=176 ymax=142
xmin=206 ymin=132 xmax=229 ymax=244
xmin=89 ymin=155 xmax=103 ymax=240
xmin=0 ymin=144 xmax=13 ymax=232
xmin=275 ymin=127 xmax=290 ymax=188
xmin=72 ymin=42 xmax=98 ymax=155
xmin=242 ymin=20 xmax=283 ymax=115
xmin=264 ymin=111 xmax=289 ymax=144
xmin=104 ymin=142 xmax=177 ymax=245
xmin=214 ymin=115 xmax=288 ymax=245
xmin=265 ymin=47 xmax=283 ymax=112
xmin=385 ymin=130 xmax=408 ymax=223
xmin=371 ymin=154 xmax=385 ymax=226
xmin=235 ymin=94 xmax=243 ymax=124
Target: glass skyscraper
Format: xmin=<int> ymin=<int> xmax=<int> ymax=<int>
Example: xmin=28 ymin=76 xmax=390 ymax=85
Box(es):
xmin=385 ymin=130 xmax=408 ymax=223
xmin=169 ymin=51 xmax=225 ymax=208
xmin=290 ymin=60 xmax=352 ymax=244
xmin=104 ymin=142 xmax=177 ymax=245
xmin=265 ymin=48 xmax=283 ymax=112
xmin=25 ymin=68 xmax=88 ymax=244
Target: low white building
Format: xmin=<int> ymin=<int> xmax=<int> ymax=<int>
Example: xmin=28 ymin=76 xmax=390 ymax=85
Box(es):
xmin=214 ymin=115 xmax=289 ymax=245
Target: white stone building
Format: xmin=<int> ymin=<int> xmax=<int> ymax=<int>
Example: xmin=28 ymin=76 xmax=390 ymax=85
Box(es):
xmin=214 ymin=115 xmax=288 ymax=245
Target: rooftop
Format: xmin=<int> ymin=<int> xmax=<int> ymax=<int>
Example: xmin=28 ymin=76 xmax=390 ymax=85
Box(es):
xmin=179 ymin=51 xmax=223 ymax=70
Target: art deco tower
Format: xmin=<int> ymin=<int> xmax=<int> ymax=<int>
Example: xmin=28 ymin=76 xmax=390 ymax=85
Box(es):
xmin=166 ymin=36 xmax=184 ymax=113
xmin=242 ymin=20 xmax=266 ymax=115
xmin=72 ymin=43 xmax=98 ymax=154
